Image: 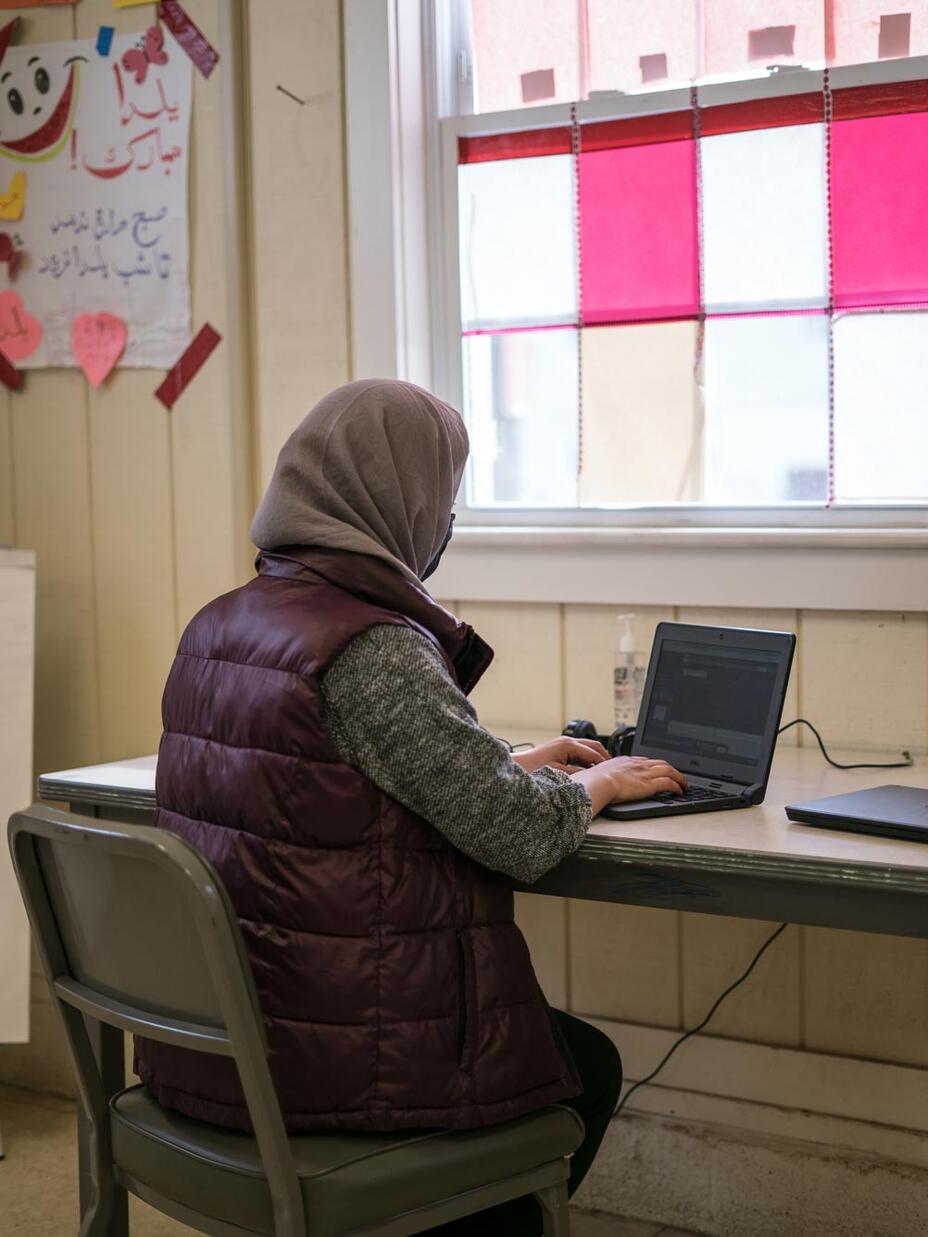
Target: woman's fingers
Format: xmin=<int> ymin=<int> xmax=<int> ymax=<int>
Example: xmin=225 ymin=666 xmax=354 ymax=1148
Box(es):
xmin=642 ymin=760 xmax=687 ymax=788
xmin=570 ymin=738 xmax=608 ymax=763
xmin=645 ymin=775 xmax=685 ymax=796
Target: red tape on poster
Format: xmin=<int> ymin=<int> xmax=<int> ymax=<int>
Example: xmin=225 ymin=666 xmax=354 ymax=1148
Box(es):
xmin=0 ymin=348 xmax=23 ymax=390
xmin=155 ymin=323 xmax=221 ymax=410
xmin=158 ymin=1 xmax=219 ymax=79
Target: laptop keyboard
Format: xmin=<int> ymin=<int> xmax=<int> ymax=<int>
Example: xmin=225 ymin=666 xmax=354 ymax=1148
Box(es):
xmin=654 ymin=785 xmax=732 ymax=803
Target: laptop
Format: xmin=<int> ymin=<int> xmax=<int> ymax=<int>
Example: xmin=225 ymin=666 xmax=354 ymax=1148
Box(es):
xmin=603 ymin=622 xmax=796 ymax=821
xmin=785 ymin=786 xmax=928 ymax=843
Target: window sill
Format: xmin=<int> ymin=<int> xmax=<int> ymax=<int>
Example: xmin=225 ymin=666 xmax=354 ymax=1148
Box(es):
xmin=428 ymin=526 xmax=928 ymax=611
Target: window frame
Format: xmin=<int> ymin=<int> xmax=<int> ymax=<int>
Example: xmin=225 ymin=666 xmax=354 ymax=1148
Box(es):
xmin=343 ymin=2 xmax=928 ymax=610
xmin=440 ymin=48 xmax=928 ymax=529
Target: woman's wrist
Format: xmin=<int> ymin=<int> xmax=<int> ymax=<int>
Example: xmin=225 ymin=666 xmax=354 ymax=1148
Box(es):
xmin=568 ymin=765 xmax=616 ymax=817
xmin=511 ymin=750 xmax=541 ymax=774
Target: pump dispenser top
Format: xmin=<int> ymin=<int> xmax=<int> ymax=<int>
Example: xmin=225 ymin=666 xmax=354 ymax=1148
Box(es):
xmin=617 ymin=614 xmax=636 ymax=655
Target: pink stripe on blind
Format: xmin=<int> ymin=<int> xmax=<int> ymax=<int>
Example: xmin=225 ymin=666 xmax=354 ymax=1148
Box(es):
xmin=579 ymin=139 xmax=700 ymax=325
xmin=457 ymin=79 xmax=928 ymax=166
xmin=831 ymin=108 xmax=928 ymax=308
xmin=458 ymin=127 xmax=572 ymax=163
xmin=581 ymin=109 xmax=694 ymax=150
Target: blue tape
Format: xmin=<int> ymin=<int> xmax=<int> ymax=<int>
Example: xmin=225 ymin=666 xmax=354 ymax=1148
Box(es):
xmin=96 ymin=26 xmax=114 ymax=57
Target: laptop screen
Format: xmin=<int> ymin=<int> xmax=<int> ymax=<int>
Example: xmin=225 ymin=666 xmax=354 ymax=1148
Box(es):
xmin=638 ymin=638 xmax=784 ymax=773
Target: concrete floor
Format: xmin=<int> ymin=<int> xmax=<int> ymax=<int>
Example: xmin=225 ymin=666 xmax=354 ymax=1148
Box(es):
xmin=0 ymin=1084 xmax=700 ymax=1237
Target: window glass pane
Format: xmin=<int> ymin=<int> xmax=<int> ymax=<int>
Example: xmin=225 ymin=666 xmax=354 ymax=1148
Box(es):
xmin=459 ymin=155 xmax=577 ymax=331
xmin=831 ymin=111 xmax=928 ymax=308
xmin=704 ymin=0 xmax=825 ymax=76
xmin=701 ymin=123 xmax=827 ymax=311
xmin=830 ymin=2 xmax=928 ymax=65
xmin=833 ymin=312 xmax=928 ymax=500
xmin=580 ymin=140 xmax=699 ymax=323
xmin=470 ymin=0 xmax=581 ymax=113
xmin=580 ymin=321 xmax=700 ymax=505
xmin=463 ymin=329 xmax=579 ymax=506
xmin=704 ymin=314 xmax=829 ymax=503
xmin=587 ymin=0 xmax=699 ymax=93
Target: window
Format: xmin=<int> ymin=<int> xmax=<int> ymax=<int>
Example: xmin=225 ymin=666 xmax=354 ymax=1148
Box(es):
xmin=438 ymin=2 xmax=928 ymax=518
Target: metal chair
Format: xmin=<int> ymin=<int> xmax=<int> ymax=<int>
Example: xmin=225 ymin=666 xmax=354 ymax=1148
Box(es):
xmin=8 ymin=805 xmax=582 ymax=1236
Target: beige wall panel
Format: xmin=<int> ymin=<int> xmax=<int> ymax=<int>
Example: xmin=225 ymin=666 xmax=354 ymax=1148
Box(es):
xmin=172 ymin=0 xmax=254 ymax=625
xmin=569 ymin=901 xmax=681 ymax=1027
xmin=74 ymin=0 xmax=154 ymax=32
xmin=564 ymin=604 xmax=674 ymax=727
xmin=580 ymin=321 xmax=700 ymax=505
xmin=0 ymin=989 xmax=73 ymax=1098
xmin=457 ymin=602 xmax=562 ymax=732
xmin=247 ymin=0 xmax=350 ymax=489
xmin=804 ymin=928 xmax=928 ymax=1067
xmin=73 ymin=2 xmax=177 ymax=761
xmin=74 ymin=0 xmax=150 ymax=38
xmin=681 ymin=914 xmax=801 ymax=1047
xmin=514 ymin=893 xmax=568 ymax=1008
xmin=11 ymin=375 xmax=101 ymax=773
xmin=87 ymin=378 xmax=176 ymax=761
xmin=678 ymin=606 xmax=800 ymax=743
xmin=0 ymin=3 xmax=74 ymax=34
xmin=1 ymin=7 xmax=96 ymax=1095
xmin=0 ymin=0 xmax=93 ymax=778
xmin=0 ymin=401 xmax=13 ymax=546
xmin=799 ymin=611 xmax=928 ymax=753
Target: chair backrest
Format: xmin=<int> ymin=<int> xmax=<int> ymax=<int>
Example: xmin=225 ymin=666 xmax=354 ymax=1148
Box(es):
xmin=8 ymin=804 xmax=305 ymax=1237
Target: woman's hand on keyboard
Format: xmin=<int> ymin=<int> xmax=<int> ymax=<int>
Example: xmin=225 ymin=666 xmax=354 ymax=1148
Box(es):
xmin=570 ymin=756 xmax=688 ymax=817
xmin=513 ymin=736 xmax=609 ymax=775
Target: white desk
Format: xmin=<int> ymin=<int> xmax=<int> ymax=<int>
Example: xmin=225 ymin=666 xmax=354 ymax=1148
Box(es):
xmin=40 ymin=743 xmax=928 ymax=937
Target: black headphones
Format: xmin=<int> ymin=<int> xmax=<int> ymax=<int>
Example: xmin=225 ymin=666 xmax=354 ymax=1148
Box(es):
xmin=562 ymin=719 xmax=637 ymax=758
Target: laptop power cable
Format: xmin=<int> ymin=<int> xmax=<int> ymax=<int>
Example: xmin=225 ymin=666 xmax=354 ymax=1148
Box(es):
xmin=778 ymin=717 xmax=913 ymax=770
xmin=613 ymin=721 xmax=913 ymax=1116
xmin=614 ymin=922 xmax=788 ymax=1118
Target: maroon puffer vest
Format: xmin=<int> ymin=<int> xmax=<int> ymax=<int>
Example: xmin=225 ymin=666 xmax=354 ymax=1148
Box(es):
xmin=136 ymin=547 xmax=579 ymax=1132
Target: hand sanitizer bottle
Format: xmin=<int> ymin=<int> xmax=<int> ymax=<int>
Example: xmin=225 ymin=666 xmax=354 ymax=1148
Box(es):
xmin=613 ymin=614 xmax=645 ymax=729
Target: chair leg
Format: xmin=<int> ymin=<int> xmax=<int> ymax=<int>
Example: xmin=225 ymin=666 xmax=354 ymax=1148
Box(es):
xmin=76 ymin=1099 xmax=128 ymax=1237
xmin=535 ymin=1181 xmax=570 ymax=1237
xmin=77 ymin=1172 xmax=128 ymax=1237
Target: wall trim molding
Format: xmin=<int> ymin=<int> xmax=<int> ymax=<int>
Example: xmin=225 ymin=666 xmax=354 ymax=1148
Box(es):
xmin=589 ymin=1016 xmax=928 ymax=1167
xmin=580 ymin=1105 xmax=928 ymax=1237
xmin=429 ymin=534 xmax=928 ymax=610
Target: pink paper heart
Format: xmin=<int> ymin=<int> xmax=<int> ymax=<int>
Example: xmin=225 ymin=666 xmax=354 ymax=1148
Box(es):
xmin=72 ymin=312 xmax=127 ymax=388
xmin=0 ymin=289 xmax=42 ymax=361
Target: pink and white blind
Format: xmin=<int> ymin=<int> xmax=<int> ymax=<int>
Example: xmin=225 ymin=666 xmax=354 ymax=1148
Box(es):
xmin=457 ymin=79 xmax=928 ymax=507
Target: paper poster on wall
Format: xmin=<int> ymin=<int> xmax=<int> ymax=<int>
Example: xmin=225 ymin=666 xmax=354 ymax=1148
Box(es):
xmin=0 ymin=29 xmax=192 ymax=369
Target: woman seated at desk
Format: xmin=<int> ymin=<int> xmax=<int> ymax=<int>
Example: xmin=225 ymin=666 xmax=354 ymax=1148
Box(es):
xmin=135 ymin=379 xmax=687 ymax=1235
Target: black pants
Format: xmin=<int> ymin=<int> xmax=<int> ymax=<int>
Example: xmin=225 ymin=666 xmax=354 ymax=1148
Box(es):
xmin=425 ymin=1011 xmax=623 ymax=1236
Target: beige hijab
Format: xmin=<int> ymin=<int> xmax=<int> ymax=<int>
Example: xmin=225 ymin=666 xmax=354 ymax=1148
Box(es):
xmin=250 ymin=379 xmax=469 ymax=584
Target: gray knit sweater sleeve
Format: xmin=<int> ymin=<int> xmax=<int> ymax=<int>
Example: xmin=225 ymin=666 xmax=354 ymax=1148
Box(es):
xmin=317 ymin=624 xmax=591 ymax=884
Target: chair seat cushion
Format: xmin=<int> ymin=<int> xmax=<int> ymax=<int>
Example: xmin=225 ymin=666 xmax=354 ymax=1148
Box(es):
xmin=110 ymin=1085 xmax=584 ymax=1236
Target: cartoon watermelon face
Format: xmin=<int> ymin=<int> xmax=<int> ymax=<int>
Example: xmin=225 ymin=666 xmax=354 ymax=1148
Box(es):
xmin=0 ymin=55 xmax=81 ymax=163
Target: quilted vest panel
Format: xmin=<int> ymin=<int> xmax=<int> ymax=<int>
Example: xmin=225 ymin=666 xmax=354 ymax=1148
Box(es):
xmin=135 ymin=548 xmax=579 ymax=1131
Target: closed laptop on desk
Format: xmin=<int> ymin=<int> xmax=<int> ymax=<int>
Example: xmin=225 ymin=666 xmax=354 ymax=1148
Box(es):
xmin=786 ymin=785 xmax=928 ymax=842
